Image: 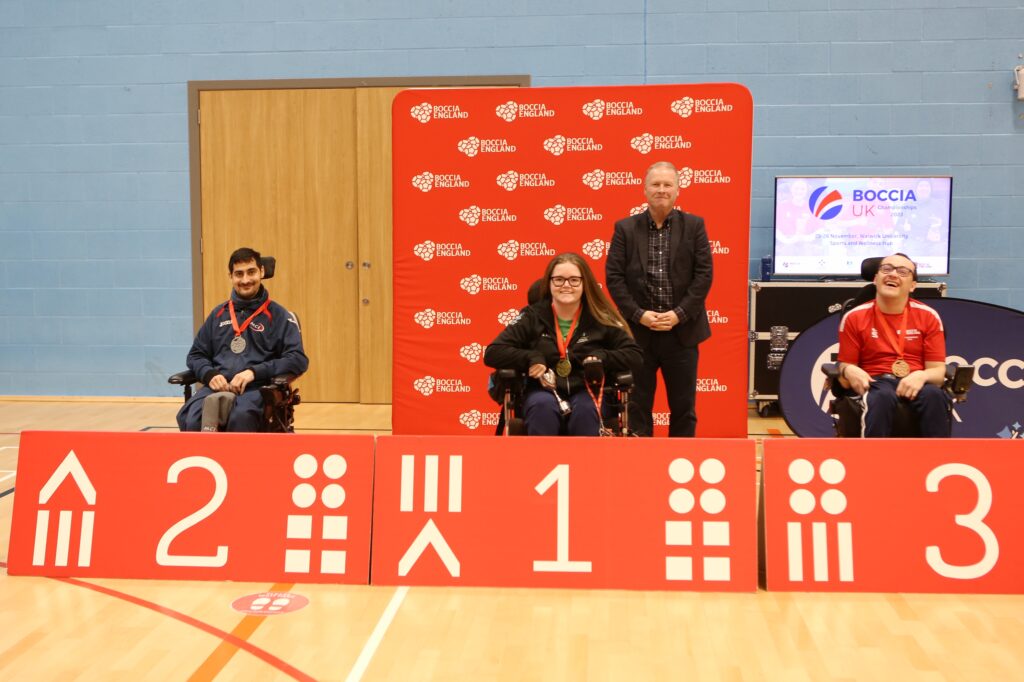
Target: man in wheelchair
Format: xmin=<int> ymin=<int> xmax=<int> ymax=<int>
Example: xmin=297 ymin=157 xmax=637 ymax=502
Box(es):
xmin=175 ymin=247 xmax=308 ymax=432
xmin=834 ymin=253 xmax=949 ymax=437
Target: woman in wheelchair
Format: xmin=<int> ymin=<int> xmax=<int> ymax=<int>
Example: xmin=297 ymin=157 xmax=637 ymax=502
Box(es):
xmin=484 ymin=252 xmax=642 ymax=436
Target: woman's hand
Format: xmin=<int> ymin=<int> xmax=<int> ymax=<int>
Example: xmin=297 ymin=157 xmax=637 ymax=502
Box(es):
xmin=528 ymin=363 xmax=548 ymax=380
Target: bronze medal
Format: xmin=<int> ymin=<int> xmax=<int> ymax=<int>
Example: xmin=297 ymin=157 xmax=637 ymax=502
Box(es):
xmin=230 ymin=335 xmax=246 ymax=354
xmin=891 ymin=358 xmax=910 ymax=378
xmin=556 ymin=358 xmax=572 ymax=377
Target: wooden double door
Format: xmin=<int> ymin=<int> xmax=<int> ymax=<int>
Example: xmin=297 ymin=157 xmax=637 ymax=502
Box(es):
xmin=191 ymin=78 xmax=525 ymax=403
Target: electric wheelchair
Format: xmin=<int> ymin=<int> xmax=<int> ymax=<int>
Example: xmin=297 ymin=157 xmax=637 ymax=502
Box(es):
xmin=820 ymin=257 xmax=973 ymax=437
xmin=168 ymin=256 xmax=303 ymax=433
xmin=489 ymin=362 xmax=636 ymax=437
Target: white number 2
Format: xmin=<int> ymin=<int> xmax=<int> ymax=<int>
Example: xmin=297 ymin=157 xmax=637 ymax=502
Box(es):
xmin=156 ymin=456 xmax=229 ymax=567
xmin=925 ymin=463 xmax=999 ymax=580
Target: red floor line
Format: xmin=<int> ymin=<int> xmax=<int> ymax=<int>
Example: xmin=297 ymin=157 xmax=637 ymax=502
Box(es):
xmin=0 ymin=562 xmax=314 ymax=682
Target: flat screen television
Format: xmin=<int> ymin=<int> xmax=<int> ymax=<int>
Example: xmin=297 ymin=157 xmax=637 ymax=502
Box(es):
xmin=772 ymin=176 xmax=952 ymax=277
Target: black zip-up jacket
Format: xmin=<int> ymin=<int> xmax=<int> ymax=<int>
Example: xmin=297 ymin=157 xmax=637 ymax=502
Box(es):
xmin=484 ymin=300 xmax=642 ymax=396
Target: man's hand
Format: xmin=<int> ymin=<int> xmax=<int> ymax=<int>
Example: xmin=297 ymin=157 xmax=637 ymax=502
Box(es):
xmin=641 ymin=310 xmax=679 ymax=331
xmin=842 ymin=364 xmax=873 ymax=396
xmin=229 ymin=369 xmax=256 ymax=394
xmin=655 ymin=311 xmax=680 ymax=330
xmin=896 ymin=370 xmax=928 ymax=400
xmin=208 ymin=374 xmax=230 ymax=392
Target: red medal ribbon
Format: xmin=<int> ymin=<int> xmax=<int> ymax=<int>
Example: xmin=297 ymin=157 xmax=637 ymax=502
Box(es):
xmin=872 ymin=302 xmax=908 ymax=363
xmin=229 ymin=298 xmax=271 ymax=339
xmin=584 ymin=369 xmax=605 ymax=426
xmin=552 ymin=303 xmax=582 ymax=365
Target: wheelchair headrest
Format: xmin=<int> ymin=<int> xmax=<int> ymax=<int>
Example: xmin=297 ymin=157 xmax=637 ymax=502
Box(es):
xmin=526 ymin=278 xmax=545 ymax=305
xmin=860 ymin=257 xmax=883 ymax=281
xmin=262 ymin=256 xmax=276 ymax=279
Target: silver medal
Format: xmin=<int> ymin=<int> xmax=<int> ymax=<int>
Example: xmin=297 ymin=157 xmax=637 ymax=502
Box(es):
xmin=230 ymin=335 xmax=246 ymax=354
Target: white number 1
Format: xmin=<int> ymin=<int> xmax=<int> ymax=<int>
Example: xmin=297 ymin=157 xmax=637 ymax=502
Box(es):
xmin=156 ymin=456 xmax=229 ymax=568
xmin=925 ymin=463 xmax=999 ymax=580
xmin=533 ymin=464 xmax=592 ymax=573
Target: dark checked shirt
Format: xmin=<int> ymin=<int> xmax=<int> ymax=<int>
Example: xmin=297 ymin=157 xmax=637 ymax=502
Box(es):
xmin=633 ymin=210 xmax=687 ymax=324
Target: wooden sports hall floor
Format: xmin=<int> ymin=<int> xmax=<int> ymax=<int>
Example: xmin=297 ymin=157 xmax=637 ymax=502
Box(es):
xmin=2 ymin=397 xmax=1022 ymax=681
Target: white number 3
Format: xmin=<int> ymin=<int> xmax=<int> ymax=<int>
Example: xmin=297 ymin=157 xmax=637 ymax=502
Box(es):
xmin=925 ymin=463 xmax=999 ymax=580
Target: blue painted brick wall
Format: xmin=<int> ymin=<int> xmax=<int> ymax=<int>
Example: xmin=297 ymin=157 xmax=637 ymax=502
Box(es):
xmin=1 ymin=0 xmax=1022 ymax=395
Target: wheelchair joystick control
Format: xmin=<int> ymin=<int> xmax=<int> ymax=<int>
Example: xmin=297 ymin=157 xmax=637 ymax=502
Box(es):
xmin=583 ymin=357 xmax=604 ymax=395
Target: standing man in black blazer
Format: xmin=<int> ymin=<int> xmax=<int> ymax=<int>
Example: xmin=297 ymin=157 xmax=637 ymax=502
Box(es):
xmin=605 ymin=161 xmax=714 ymax=437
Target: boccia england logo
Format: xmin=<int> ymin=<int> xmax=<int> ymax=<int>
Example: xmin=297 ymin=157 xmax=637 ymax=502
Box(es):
xmin=459 ymin=205 xmax=517 ymax=225
xmin=410 ymin=102 xmax=469 ymax=122
xmin=497 ymin=170 xmax=555 ymax=191
xmin=457 ymin=136 xmax=516 ymax=156
xmin=459 ymin=410 xmax=500 ymax=430
xmin=670 ymin=97 xmax=694 ymax=118
xmin=413 ymin=240 xmax=471 ymax=260
xmin=495 ymin=100 xmax=555 ymax=122
xmin=809 ymin=186 xmax=843 ymax=220
xmin=630 ymin=132 xmax=692 ymax=154
xmin=459 ymin=343 xmax=484 ymax=363
xmin=460 ymin=273 xmax=518 ymax=293
xmin=581 ymin=239 xmax=610 ymax=260
xmin=497 ymin=308 xmax=521 ymax=326
xmin=414 ymin=308 xmax=471 ymax=328
xmin=414 ymin=376 xmax=470 ymax=395
xmin=583 ymin=169 xmax=641 ymax=189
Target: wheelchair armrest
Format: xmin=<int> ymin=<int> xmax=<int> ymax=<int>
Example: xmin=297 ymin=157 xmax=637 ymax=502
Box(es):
xmin=945 ymin=363 xmax=974 ymax=402
xmin=271 ymin=373 xmax=299 ymax=387
xmin=821 ymin=362 xmax=854 ymax=399
xmin=168 ymin=370 xmax=197 ymax=386
xmin=820 ymin=362 xmax=840 ymax=380
xmin=614 ymin=372 xmax=633 ymax=389
xmin=496 ymin=368 xmax=521 ymax=382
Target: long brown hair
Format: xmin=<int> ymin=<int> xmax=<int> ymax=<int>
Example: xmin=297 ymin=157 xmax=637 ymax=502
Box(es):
xmin=540 ymin=253 xmax=632 ymax=336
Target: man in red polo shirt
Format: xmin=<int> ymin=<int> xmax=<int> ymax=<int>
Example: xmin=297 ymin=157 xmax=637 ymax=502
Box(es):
xmin=836 ymin=253 xmax=949 ymax=437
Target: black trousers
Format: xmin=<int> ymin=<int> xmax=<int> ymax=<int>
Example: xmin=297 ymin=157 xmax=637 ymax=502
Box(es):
xmin=863 ymin=376 xmax=950 ymax=437
xmin=177 ymin=386 xmax=264 ymax=432
xmin=631 ymin=332 xmax=699 ymax=437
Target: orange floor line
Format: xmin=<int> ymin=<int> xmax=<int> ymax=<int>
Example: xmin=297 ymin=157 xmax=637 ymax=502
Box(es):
xmin=189 ymin=582 xmax=296 ymax=681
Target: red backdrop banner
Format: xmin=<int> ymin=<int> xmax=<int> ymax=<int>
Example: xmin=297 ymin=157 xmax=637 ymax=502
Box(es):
xmin=763 ymin=439 xmax=1024 ymax=593
xmin=391 ymin=84 xmax=753 ymax=436
xmin=370 ymin=436 xmax=758 ymax=591
xmin=7 ymin=431 xmax=375 ymax=583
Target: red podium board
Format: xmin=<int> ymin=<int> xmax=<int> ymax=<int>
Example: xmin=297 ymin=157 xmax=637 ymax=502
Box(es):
xmin=370 ymin=436 xmax=757 ymax=591
xmin=7 ymin=431 xmax=375 ymax=583
xmin=763 ymin=439 xmax=1024 ymax=593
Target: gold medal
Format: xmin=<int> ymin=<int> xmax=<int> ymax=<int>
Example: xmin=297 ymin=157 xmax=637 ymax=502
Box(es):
xmin=230 ymin=335 xmax=246 ymax=354
xmin=556 ymin=358 xmax=572 ymax=377
xmin=892 ymin=358 xmax=909 ymax=378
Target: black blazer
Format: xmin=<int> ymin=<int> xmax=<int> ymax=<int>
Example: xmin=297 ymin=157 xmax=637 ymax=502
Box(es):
xmin=605 ymin=209 xmax=713 ymax=347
